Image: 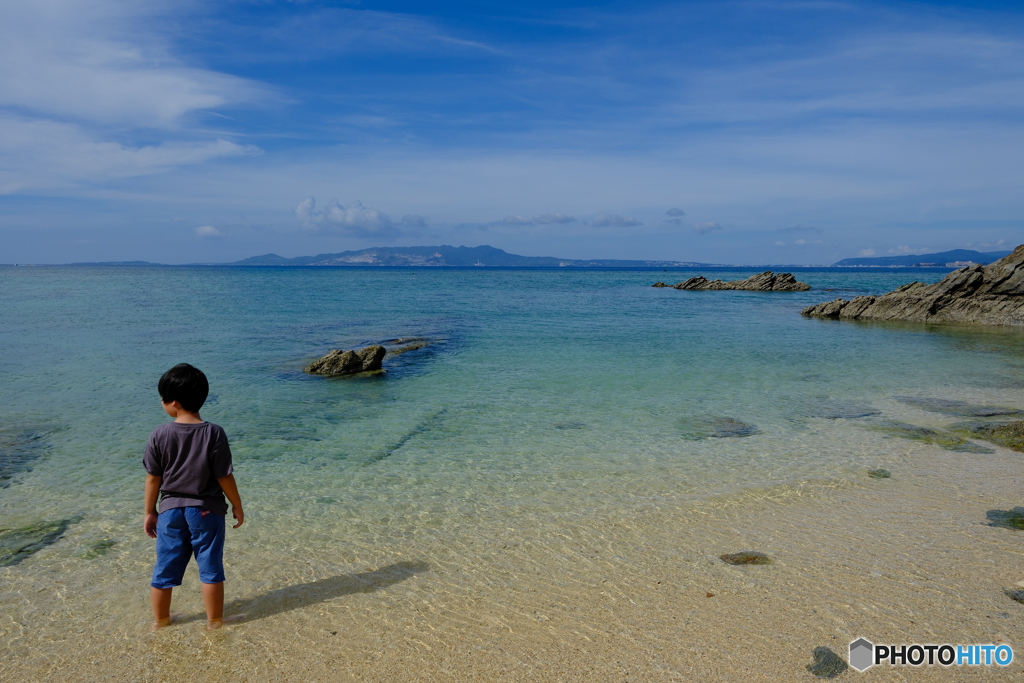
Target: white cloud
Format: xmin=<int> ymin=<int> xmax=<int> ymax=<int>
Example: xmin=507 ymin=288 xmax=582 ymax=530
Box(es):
xmin=592 ymin=213 xmax=641 ymax=227
xmin=0 ymin=117 xmax=258 ymax=192
xmin=694 ymin=221 xmax=722 ymax=234
xmin=294 ymin=197 xmax=401 ymax=239
xmin=858 ymin=248 xmax=876 ymax=257
xmin=795 ymin=238 xmax=806 ymax=245
xmin=0 ymin=1 xmax=268 ymax=193
xmin=499 ymin=215 xmax=534 ymax=225
xmin=663 ymin=218 xmax=684 ymax=226
xmin=195 ymin=225 xmax=220 ymax=238
xmin=401 ymin=214 xmax=427 ymax=227
xmin=775 ymin=241 xmax=785 ymax=246
xmin=533 ymin=212 xmax=575 ymax=224
xmin=492 ymin=211 xmax=577 ymax=227
xmin=0 ymin=1 xmax=268 ymax=129
xmin=666 ymin=208 xmax=685 ymax=216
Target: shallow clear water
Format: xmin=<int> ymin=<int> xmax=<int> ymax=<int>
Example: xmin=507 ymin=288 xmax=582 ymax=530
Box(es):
xmin=3 ymin=265 xmax=1024 ymax=674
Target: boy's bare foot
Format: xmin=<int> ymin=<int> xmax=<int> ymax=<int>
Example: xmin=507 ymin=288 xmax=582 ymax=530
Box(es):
xmin=152 ymin=617 xmax=172 ymax=631
xmin=207 ymin=614 xmax=245 ymax=631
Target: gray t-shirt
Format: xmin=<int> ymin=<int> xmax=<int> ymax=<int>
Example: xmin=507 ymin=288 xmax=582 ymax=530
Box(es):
xmin=143 ymin=421 xmax=233 ymax=515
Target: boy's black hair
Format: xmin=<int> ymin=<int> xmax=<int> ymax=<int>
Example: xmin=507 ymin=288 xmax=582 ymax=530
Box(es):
xmin=158 ymin=363 xmax=209 ymax=413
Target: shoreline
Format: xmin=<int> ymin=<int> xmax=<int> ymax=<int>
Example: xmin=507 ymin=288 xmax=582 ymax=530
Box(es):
xmin=4 ymin=434 xmax=1022 ymax=681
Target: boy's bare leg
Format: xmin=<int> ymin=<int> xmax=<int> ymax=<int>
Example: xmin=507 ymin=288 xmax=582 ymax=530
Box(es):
xmin=202 ymin=582 xmax=224 ymax=629
xmin=151 ymin=587 xmax=173 ymax=629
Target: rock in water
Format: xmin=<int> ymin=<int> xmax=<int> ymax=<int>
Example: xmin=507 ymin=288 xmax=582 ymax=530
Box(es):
xmin=720 ymin=551 xmax=772 ymax=565
xmin=968 ymin=420 xmax=1024 ymax=452
xmin=875 ymin=421 xmax=993 ymax=453
xmin=807 ymin=400 xmax=880 ymax=419
xmin=78 ymin=539 xmax=116 ymax=559
xmin=802 ymin=244 xmax=1024 ymax=327
xmin=807 ymin=646 xmax=849 ymax=678
xmin=986 ymin=508 xmax=1024 ymax=530
xmin=668 ymin=271 xmax=810 ymax=291
xmin=357 ymin=345 xmax=386 ymax=371
xmin=388 ymin=342 xmax=429 ymax=356
xmin=1005 ymin=588 xmax=1024 ymax=604
xmin=868 ymin=469 xmax=891 ymax=479
xmin=680 ymin=416 xmax=759 ymax=439
xmin=651 ymin=281 xmax=669 ymax=287
xmin=896 ymin=397 xmax=1024 ymax=418
xmin=0 ymin=517 xmax=83 ymax=567
xmin=304 ymin=345 xmax=386 ymax=376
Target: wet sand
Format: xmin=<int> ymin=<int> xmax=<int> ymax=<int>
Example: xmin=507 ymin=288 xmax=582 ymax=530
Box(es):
xmin=3 ymin=433 xmax=1023 ymax=682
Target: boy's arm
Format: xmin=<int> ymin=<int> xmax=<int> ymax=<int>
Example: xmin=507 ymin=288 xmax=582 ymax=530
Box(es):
xmin=144 ymin=473 xmax=161 ymax=538
xmin=217 ymin=473 xmax=244 ymax=529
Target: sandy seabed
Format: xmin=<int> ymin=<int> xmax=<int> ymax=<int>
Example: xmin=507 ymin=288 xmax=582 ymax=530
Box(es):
xmin=3 ymin=438 xmax=1024 ymax=682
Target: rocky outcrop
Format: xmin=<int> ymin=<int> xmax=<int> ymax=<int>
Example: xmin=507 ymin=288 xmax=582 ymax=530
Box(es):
xmin=661 ymin=271 xmax=810 ymax=291
xmin=802 ymin=244 xmax=1024 ymax=327
xmin=304 ymin=345 xmax=386 ymax=376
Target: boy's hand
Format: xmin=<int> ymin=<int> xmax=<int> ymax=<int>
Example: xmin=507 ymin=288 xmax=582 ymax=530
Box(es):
xmin=144 ymin=512 xmax=159 ymax=538
xmin=231 ymin=506 xmax=244 ymax=529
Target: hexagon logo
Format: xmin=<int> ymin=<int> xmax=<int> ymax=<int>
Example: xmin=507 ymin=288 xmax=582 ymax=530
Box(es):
xmin=849 ymin=638 xmax=874 ymax=672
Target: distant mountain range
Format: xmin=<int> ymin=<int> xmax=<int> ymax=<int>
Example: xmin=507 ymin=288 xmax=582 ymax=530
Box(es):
xmin=832 ymin=249 xmax=1012 ymax=267
xmin=230 ymin=245 xmax=715 ymax=268
xmin=54 ymin=244 xmax=1016 ymax=269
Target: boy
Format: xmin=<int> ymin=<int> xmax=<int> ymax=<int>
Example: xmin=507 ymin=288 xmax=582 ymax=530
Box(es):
xmin=143 ymin=363 xmax=244 ymax=630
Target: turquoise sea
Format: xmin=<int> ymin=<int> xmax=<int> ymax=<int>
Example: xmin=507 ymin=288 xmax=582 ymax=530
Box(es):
xmin=3 ymin=265 xmax=1024 ymax=678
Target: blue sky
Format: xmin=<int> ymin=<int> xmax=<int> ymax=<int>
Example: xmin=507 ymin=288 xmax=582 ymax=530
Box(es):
xmin=1 ymin=0 xmax=1022 ymax=264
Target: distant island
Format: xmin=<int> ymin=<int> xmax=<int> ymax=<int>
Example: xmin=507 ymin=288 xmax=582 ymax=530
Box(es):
xmin=230 ymin=245 xmax=716 ymax=268
xmin=49 ymin=245 xmax=1012 ymax=269
xmin=832 ymin=249 xmax=1011 ymax=268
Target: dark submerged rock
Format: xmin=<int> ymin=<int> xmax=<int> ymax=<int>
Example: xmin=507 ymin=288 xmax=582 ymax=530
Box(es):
xmin=867 ymin=469 xmax=891 ymax=479
xmin=1005 ymin=588 xmax=1024 ymax=604
xmin=388 ymin=342 xmax=429 ymax=356
xmin=896 ymin=397 xmax=1024 ymax=418
xmin=78 ymin=539 xmax=116 ymax=559
xmin=670 ymin=271 xmax=810 ymax=292
xmin=986 ymin=508 xmax=1024 ymax=530
xmin=875 ymin=421 xmax=993 ymax=453
xmin=304 ymin=345 xmax=386 ymax=376
xmin=807 ymin=646 xmax=849 ymax=678
xmin=720 ymin=551 xmax=772 ymax=565
xmin=651 ymin=281 xmax=669 ymax=287
xmin=967 ymin=420 xmax=1024 ymax=452
xmin=710 ymin=418 xmax=759 ymax=438
xmin=0 ymin=427 xmax=56 ymax=488
xmin=802 ymin=244 xmax=1024 ymax=327
xmin=681 ymin=416 xmax=759 ymax=439
xmin=0 ymin=516 xmax=83 ymax=567
xmin=808 ymin=401 xmax=880 ymax=419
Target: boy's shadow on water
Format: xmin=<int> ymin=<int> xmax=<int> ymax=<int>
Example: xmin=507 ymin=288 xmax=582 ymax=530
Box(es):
xmin=179 ymin=561 xmax=430 ymax=626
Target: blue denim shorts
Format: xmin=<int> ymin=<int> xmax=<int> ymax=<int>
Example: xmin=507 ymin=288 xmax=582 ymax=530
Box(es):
xmin=152 ymin=507 xmax=226 ymax=589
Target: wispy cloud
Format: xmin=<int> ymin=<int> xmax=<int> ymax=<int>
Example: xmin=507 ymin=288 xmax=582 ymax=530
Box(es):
xmin=490 ymin=212 xmax=576 ymax=226
xmin=0 ymin=1 xmax=269 ymax=128
xmin=0 ymin=117 xmax=258 ymax=192
xmin=401 ymin=214 xmax=427 ymax=227
xmin=694 ymin=221 xmax=722 ymax=234
xmin=592 ymin=213 xmax=640 ymax=227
